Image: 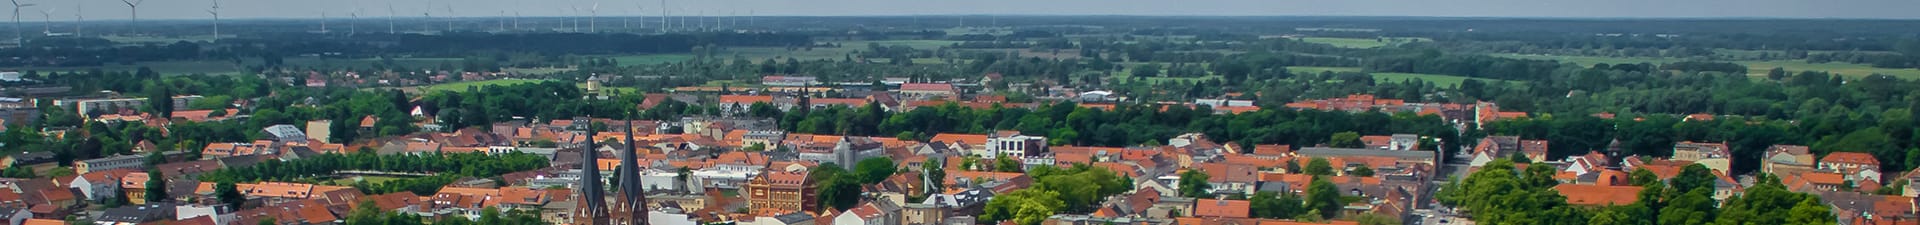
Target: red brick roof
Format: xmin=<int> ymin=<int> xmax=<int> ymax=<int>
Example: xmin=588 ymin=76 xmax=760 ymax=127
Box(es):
xmin=1553 ymin=184 xmax=1642 ymax=206
xmin=899 ymin=83 xmax=955 ymax=93
xmin=1192 ymin=198 xmax=1252 ymax=218
xmin=719 ymin=95 xmax=776 ymax=104
xmin=1822 ymin=152 xmax=1882 ymax=166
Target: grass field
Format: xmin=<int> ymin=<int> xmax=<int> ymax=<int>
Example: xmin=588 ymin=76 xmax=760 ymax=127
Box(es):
xmin=610 ymin=54 xmax=696 ymax=66
xmin=1288 ymin=66 xmax=1364 ymax=74
xmin=1374 ymin=72 xmax=1513 ymax=87
xmin=1497 ymin=54 xmax=1920 ymax=79
xmin=1300 ymin=37 xmax=1431 ymax=49
xmin=720 ymin=40 xmax=960 ymax=61
xmin=421 ymin=79 xmax=549 ymax=92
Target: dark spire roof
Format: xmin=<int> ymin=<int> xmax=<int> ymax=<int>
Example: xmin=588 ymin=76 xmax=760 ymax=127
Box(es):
xmin=574 ymin=116 xmax=609 ymax=225
xmin=617 ymin=111 xmax=648 ymax=215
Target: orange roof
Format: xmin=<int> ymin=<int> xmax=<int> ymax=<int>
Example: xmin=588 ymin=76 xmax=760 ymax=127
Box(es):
xmin=929 ymin=133 xmax=989 ymax=146
xmin=1804 ymin=172 xmax=1847 ymax=185
xmin=719 ymin=95 xmax=776 ymax=105
xmin=1822 ymin=152 xmax=1881 ymax=166
xmin=22 ymin=219 xmax=63 ymax=225
xmin=810 ymin=98 xmax=869 ymax=106
xmin=1192 ymin=198 xmax=1252 ymax=218
xmin=1359 ymin=135 xmax=1392 ymax=147
xmin=1553 ymin=184 xmax=1643 ymax=206
xmin=1252 ymin=145 xmax=1291 ymax=156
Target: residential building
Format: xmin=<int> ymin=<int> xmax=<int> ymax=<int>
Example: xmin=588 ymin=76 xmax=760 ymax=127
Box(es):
xmin=1820 ymin=152 xmax=1883 ymax=183
xmin=1467 ymin=136 xmax=1546 ymax=167
xmin=58 ymin=95 xmax=203 ymax=118
xmin=75 ymin=155 xmax=144 ymax=175
xmin=1191 ymin=198 xmax=1251 ymax=218
xmin=745 ymin=168 xmax=818 ymax=213
xmin=834 ymin=200 xmax=902 ymax=225
xmin=984 ymin=132 xmax=1046 ymax=162
xmin=896 ymin=83 xmax=957 ymax=100
xmin=304 ymin=120 xmax=333 ymax=144
xmin=1673 ymin=142 xmax=1732 ymax=172
xmin=1763 ymin=145 xmax=1816 ymax=175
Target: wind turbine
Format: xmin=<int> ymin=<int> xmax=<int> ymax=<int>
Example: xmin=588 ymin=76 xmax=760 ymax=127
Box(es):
xmin=632 ymin=2 xmax=644 ymax=32
xmin=70 ymin=1 xmax=77 ymax=36
xmin=120 ymin=0 xmax=143 ymax=34
xmin=321 ymin=12 xmax=330 ymax=33
xmin=350 ymin=8 xmax=362 ymax=35
xmin=207 ymin=0 xmax=219 ymax=42
xmin=442 ymin=4 xmax=454 ymax=32
xmin=496 ymin=11 xmax=504 ymax=31
xmin=588 ymin=1 xmax=599 ymax=33
xmin=657 ymin=0 xmax=666 ymax=32
xmin=11 ymin=0 xmax=35 ymax=44
xmin=36 ymin=7 xmax=50 ymax=36
xmin=385 ymin=3 xmax=396 ymax=33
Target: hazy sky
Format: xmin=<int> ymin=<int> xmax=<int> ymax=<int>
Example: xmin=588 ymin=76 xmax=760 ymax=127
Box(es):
xmin=23 ymin=0 xmax=1920 ymax=21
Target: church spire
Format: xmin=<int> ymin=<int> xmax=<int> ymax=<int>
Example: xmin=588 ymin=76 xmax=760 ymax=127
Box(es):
xmin=616 ymin=109 xmax=649 ymax=224
xmin=574 ymin=116 xmax=609 ymax=225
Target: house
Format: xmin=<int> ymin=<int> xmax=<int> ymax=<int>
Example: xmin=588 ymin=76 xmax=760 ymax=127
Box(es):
xmin=1672 ymin=142 xmax=1732 ymax=172
xmin=1190 ymin=198 xmax=1251 ymax=218
xmin=746 ymin=168 xmax=818 ymax=214
xmin=262 ymin=124 xmax=307 ymax=143
xmin=1194 ymin=163 xmax=1259 ymax=196
xmin=96 ymin=203 xmax=179 ymax=224
xmin=753 ymin=211 xmax=819 ymax=225
xmin=75 ymin=155 xmax=145 ymax=174
xmin=1763 ymin=145 xmax=1816 ymax=175
xmin=0 ymin=207 xmax=25 ymax=225
xmin=1467 ymin=136 xmax=1546 ymax=167
xmin=1553 ymin=184 xmax=1642 ymax=206
xmin=0 ymin=152 xmax=54 ymax=168
xmin=70 ymin=169 xmax=134 ymax=201
xmin=896 ymin=83 xmax=957 ymax=100
xmin=1822 ymin=152 xmax=1884 ymax=183
xmin=834 ymin=200 xmax=903 ymax=225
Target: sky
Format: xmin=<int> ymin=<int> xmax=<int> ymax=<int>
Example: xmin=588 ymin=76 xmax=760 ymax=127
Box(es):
xmin=21 ymin=0 xmax=1920 ymax=21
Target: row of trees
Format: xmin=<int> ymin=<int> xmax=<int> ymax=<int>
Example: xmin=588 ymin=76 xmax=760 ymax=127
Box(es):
xmin=1437 ymin=159 xmax=1836 ymax=225
xmin=980 ymin=164 xmax=1131 ymax=225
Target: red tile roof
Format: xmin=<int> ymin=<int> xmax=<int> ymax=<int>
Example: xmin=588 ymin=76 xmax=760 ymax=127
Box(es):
xmin=1553 ymin=184 xmax=1643 ymax=206
xmin=1192 ymin=198 xmax=1252 ymax=218
xmin=899 ymin=83 xmax=956 ymax=93
xmin=1822 ymin=152 xmax=1882 ymax=166
xmin=719 ymin=95 xmax=776 ymax=105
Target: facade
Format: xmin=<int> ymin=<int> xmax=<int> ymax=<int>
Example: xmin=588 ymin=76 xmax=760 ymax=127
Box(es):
xmin=76 ymin=155 xmax=145 ymax=174
xmin=60 ymin=95 xmax=204 ymax=117
xmin=896 ymin=83 xmax=957 ymax=100
xmin=1673 ymin=142 xmax=1732 ymax=172
xmin=1763 ymin=145 xmax=1816 ymax=175
xmin=982 ymin=132 xmax=1046 ymax=161
xmin=745 ymin=169 xmax=818 ymax=213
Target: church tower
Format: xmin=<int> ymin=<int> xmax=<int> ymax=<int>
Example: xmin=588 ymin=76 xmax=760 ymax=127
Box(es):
xmin=572 ymin=116 xmax=610 ymax=225
xmin=613 ymin=110 xmax=650 ymax=225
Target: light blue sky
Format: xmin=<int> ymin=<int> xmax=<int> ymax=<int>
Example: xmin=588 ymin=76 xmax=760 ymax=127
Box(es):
xmin=21 ymin=0 xmax=1920 ymax=21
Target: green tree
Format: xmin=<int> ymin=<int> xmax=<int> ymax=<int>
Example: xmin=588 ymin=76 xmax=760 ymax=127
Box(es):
xmin=923 ymin=158 xmax=946 ymax=192
xmin=1670 ymin=164 xmax=1716 ymax=193
xmin=216 ymin=181 xmax=245 ymax=209
xmin=854 ymin=157 xmax=898 ymax=184
xmin=743 ymin=143 xmax=767 ymax=152
xmin=1177 ymin=169 xmax=1213 ymax=198
xmin=1329 ymin=132 xmax=1363 ymax=148
xmin=1305 ymin=177 xmax=1342 ymax=219
xmin=1250 ymin=191 xmax=1305 ymax=219
xmin=994 ymin=153 xmax=1023 ymax=172
xmin=981 ymin=188 xmax=1066 ymax=225
xmin=1305 ymin=157 xmax=1334 ymax=176
xmin=811 ymin=163 xmax=863 ymax=211
xmin=1786 ymin=197 xmax=1838 ymax=225
xmin=1285 ymin=160 xmax=1301 ymax=174
xmin=1630 ymin=168 xmax=1659 ymax=186
xmin=144 ymin=169 xmax=168 ymax=203
xmin=1351 ymin=164 xmax=1375 ymax=177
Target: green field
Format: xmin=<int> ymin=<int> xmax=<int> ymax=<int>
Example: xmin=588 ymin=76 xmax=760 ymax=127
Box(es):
xmin=1300 ymin=37 xmax=1430 ymax=49
xmin=421 ymin=79 xmax=550 ymax=92
xmin=1496 ymin=54 xmax=1920 ymax=79
xmin=1374 ymin=72 xmax=1514 ymax=87
xmin=610 ymin=54 xmax=696 ymax=66
xmin=720 ymin=40 xmax=960 ymax=61
xmin=1288 ymin=66 xmax=1364 ymax=74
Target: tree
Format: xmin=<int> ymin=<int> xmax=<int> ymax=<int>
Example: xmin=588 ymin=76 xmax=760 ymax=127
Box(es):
xmin=1250 ymin=191 xmax=1305 ymax=219
xmin=258 ymin=218 xmax=276 ymax=225
xmin=1670 ymin=164 xmax=1716 ymax=193
xmin=144 ymin=169 xmax=168 ymax=203
xmin=1351 ymin=164 xmax=1375 ymax=177
xmin=1630 ymin=168 xmax=1659 ymax=186
xmin=811 ymin=163 xmax=863 ymax=211
xmin=216 ymin=181 xmax=244 ymax=209
xmin=994 ymin=153 xmax=1023 ymax=172
xmin=1285 ymin=160 xmax=1302 ymax=174
xmin=1329 ymin=131 xmax=1363 ymax=148
xmin=1786 ymin=197 xmax=1838 ymax=225
xmin=743 ymin=143 xmax=766 ymax=152
xmin=146 ymin=81 xmax=174 ymax=119
xmin=107 ymin=188 xmax=129 ymax=208
xmin=1305 ymin=177 xmax=1342 ymax=219
xmin=854 ymin=157 xmax=898 ymax=184
xmin=1177 ymin=169 xmax=1213 ymax=198
xmin=923 ymin=158 xmax=946 ymax=192
xmin=981 ymin=188 xmax=1065 ymax=225
xmin=1305 ymin=157 xmax=1334 ymax=176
